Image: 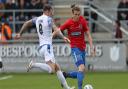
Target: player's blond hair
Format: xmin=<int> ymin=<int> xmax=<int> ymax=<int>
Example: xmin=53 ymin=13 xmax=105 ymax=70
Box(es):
xmin=71 ymin=4 xmax=80 ymax=13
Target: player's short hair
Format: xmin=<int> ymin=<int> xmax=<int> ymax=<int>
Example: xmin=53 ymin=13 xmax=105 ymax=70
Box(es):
xmin=71 ymin=4 xmax=80 ymax=13
xmin=43 ymin=4 xmax=52 ymax=12
xmin=71 ymin=4 xmax=76 ymax=8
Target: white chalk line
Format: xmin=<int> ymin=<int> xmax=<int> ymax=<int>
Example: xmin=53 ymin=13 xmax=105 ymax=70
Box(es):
xmin=0 ymin=75 xmax=13 ymax=80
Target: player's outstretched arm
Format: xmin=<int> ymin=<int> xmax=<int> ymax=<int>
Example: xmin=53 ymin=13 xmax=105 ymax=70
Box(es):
xmin=86 ymin=31 xmax=93 ymax=48
xmin=15 ymin=19 xmax=33 ymax=39
xmin=86 ymin=30 xmax=95 ymax=56
xmin=52 ymin=22 xmax=61 ymax=38
xmin=52 ymin=28 xmax=70 ymax=43
xmin=52 ymin=22 xmax=70 ymax=43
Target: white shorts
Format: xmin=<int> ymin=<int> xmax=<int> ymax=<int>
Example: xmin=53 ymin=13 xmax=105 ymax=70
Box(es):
xmin=39 ymin=44 xmax=55 ymax=63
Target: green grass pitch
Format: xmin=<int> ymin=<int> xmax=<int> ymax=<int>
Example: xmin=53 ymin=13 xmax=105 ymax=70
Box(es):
xmin=0 ymin=72 xmax=128 ymax=89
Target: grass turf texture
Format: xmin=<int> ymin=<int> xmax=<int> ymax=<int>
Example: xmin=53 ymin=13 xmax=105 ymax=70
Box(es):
xmin=0 ymin=72 xmax=128 ymax=89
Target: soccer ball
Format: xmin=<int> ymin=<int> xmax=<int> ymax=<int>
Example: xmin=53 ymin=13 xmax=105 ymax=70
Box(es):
xmin=84 ymin=84 xmax=93 ymax=89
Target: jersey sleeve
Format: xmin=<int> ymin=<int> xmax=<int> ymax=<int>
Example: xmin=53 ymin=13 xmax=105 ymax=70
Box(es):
xmin=60 ymin=20 xmax=69 ymax=31
xmin=32 ymin=17 xmax=37 ymax=25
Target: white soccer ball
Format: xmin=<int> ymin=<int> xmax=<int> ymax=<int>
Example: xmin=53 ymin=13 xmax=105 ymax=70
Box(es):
xmin=84 ymin=84 xmax=93 ymax=89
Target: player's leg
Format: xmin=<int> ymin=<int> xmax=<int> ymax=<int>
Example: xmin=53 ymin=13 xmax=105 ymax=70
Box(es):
xmin=76 ymin=49 xmax=85 ymax=89
xmin=55 ymin=63 xmax=75 ymax=89
xmin=63 ymin=48 xmax=82 ymax=78
xmin=27 ymin=45 xmax=53 ymax=73
xmin=45 ymin=44 xmax=74 ymax=89
xmin=64 ymin=48 xmax=85 ymax=89
xmin=77 ymin=64 xmax=85 ymax=89
xmin=63 ymin=71 xmax=77 ymax=78
xmin=27 ymin=60 xmax=53 ymax=73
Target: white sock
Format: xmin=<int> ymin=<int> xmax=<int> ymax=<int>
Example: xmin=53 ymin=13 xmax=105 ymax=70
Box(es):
xmin=32 ymin=63 xmax=52 ymax=73
xmin=56 ymin=70 xmax=70 ymax=89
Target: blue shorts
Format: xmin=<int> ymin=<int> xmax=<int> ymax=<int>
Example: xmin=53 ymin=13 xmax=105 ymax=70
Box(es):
xmin=71 ymin=48 xmax=86 ymax=67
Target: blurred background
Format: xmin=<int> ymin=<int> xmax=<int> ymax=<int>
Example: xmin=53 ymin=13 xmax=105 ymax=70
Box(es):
xmin=0 ymin=0 xmax=128 ymax=89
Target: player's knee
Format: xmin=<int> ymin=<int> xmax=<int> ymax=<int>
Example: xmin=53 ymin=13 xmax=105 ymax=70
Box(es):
xmin=49 ymin=68 xmax=55 ymax=74
xmin=79 ymin=64 xmax=85 ymax=72
xmin=46 ymin=61 xmax=56 ymax=73
xmin=47 ymin=64 xmax=56 ymax=73
xmin=55 ymin=64 xmax=60 ymax=72
xmin=51 ymin=66 xmax=56 ymax=73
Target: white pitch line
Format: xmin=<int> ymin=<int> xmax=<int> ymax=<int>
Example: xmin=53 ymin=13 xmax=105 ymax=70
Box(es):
xmin=0 ymin=75 xmax=13 ymax=80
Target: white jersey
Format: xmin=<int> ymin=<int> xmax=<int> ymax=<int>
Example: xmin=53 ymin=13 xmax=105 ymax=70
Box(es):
xmin=32 ymin=14 xmax=53 ymax=46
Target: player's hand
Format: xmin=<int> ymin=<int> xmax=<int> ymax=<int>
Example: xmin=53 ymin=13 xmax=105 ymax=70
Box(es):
xmin=15 ymin=33 xmax=21 ymax=39
xmin=90 ymin=47 xmax=96 ymax=57
xmin=63 ymin=36 xmax=70 ymax=43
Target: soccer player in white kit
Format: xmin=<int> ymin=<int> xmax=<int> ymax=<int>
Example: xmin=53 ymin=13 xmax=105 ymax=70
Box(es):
xmin=15 ymin=4 xmax=74 ymax=89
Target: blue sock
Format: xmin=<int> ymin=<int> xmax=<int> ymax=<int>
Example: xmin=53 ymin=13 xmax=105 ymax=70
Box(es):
xmin=77 ymin=71 xmax=84 ymax=89
xmin=67 ymin=71 xmax=77 ymax=78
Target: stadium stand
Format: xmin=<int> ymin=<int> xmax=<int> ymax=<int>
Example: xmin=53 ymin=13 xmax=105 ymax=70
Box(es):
xmin=1 ymin=0 xmax=127 ymax=41
xmin=0 ymin=0 xmax=126 ymax=39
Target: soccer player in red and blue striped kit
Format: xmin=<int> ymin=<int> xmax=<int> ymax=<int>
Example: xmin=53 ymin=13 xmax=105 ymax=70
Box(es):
xmin=58 ymin=4 xmax=95 ymax=89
